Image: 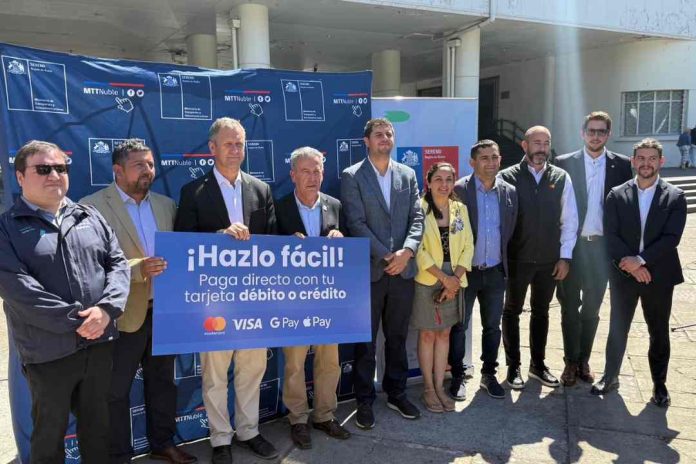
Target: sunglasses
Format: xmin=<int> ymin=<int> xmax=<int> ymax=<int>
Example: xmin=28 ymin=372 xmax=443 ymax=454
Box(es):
xmin=27 ymin=164 xmax=70 ymax=176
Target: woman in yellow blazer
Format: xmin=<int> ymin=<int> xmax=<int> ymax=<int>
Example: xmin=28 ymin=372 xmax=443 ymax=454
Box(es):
xmin=412 ymin=162 xmax=474 ymax=413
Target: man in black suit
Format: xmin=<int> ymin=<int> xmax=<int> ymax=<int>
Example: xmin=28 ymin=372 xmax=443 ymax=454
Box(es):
xmin=276 ymin=146 xmax=351 ymax=449
xmin=174 ymin=118 xmax=277 ymax=463
xmin=448 ymin=140 xmax=517 ymax=400
xmin=591 ymin=138 xmax=686 ymax=408
xmin=555 ymin=112 xmax=632 ymax=387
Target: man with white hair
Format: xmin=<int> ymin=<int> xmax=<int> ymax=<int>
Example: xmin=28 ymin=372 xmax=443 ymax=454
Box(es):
xmin=276 ymin=146 xmax=350 ymax=449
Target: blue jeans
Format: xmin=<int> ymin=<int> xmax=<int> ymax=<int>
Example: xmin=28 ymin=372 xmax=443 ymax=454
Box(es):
xmin=448 ymin=264 xmax=506 ymax=377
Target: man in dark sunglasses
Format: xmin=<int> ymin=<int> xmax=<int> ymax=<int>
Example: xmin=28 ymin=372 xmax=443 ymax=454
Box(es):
xmin=0 ymin=140 xmax=130 ymax=462
xmin=554 ymin=111 xmax=632 ymax=387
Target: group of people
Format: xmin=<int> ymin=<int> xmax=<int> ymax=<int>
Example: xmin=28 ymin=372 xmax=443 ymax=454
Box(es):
xmin=0 ymin=111 xmax=686 ymax=464
xmin=677 ymin=124 xmax=696 ymax=169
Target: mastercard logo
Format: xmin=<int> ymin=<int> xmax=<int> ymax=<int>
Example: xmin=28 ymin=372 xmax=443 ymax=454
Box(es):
xmin=203 ymin=316 xmax=226 ymax=332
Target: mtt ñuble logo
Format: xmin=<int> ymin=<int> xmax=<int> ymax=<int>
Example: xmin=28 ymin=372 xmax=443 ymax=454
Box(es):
xmin=203 ymin=316 xmax=226 ymax=332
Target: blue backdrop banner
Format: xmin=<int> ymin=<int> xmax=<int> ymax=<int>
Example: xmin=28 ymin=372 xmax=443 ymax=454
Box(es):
xmin=0 ymin=42 xmax=371 ymax=464
xmin=153 ymin=233 xmax=371 ymax=354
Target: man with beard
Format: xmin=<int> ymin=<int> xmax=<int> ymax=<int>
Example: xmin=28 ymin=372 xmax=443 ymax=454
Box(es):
xmin=554 ymin=112 xmax=632 ymax=387
xmin=82 ymin=140 xmax=197 ymax=463
xmin=499 ymin=126 xmax=578 ymax=390
xmin=591 ymin=138 xmax=686 ymax=408
xmin=341 ymin=118 xmax=424 ymax=428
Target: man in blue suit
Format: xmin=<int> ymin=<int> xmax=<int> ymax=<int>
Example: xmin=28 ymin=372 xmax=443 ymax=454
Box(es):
xmin=449 ymin=140 xmax=518 ymax=400
xmin=341 ymin=118 xmax=424 ymax=429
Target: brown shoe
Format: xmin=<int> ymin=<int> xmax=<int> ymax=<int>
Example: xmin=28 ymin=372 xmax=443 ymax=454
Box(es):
xmin=290 ymin=423 xmax=312 ymax=449
xmin=561 ymin=362 xmax=578 ymax=387
xmin=578 ymin=362 xmax=595 ymax=383
xmin=435 ymin=388 xmax=456 ymax=412
xmin=313 ymin=419 xmax=351 ymax=439
xmin=150 ymin=445 xmax=198 ymax=464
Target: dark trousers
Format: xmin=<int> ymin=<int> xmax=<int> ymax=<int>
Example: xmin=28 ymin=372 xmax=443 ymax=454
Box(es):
xmin=109 ymin=309 xmax=177 ymax=460
xmin=556 ymin=238 xmax=609 ymax=364
xmin=353 ymin=274 xmax=414 ymax=404
xmin=604 ymin=271 xmax=674 ymax=384
xmin=502 ymin=261 xmax=557 ymax=369
xmin=449 ymin=264 xmax=506 ymax=377
xmin=24 ymin=341 xmax=114 ymax=464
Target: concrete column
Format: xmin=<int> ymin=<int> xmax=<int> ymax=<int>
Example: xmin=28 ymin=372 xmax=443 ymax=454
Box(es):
xmin=543 ymin=55 xmax=556 ymax=133
xmin=238 ymin=3 xmax=270 ymax=69
xmin=371 ymin=49 xmax=401 ymax=97
xmin=186 ymin=34 xmax=217 ymax=68
xmin=453 ymin=27 xmax=480 ymax=98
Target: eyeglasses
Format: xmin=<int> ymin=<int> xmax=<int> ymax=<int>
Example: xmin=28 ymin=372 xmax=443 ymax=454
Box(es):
xmin=27 ymin=164 xmax=69 ymax=176
xmin=585 ymin=129 xmax=609 ymax=137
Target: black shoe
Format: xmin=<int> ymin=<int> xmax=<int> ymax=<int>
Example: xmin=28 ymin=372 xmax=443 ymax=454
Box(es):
xmin=290 ymin=423 xmax=312 ymax=449
xmin=355 ymin=403 xmax=375 ymax=430
xmin=449 ymin=377 xmax=467 ymax=401
xmin=480 ymin=374 xmax=505 ymax=399
xmin=590 ymin=375 xmax=620 ymax=395
xmin=651 ymin=383 xmax=670 ymax=408
xmin=528 ymin=365 xmax=561 ymax=388
xmin=313 ymin=419 xmax=351 ymax=439
xmin=506 ymin=366 xmax=526 ymax=390
xmin=235 ymin=434 xmax=278 ymax=460
xmin=387 ymin=396 xmax=421 ymax=420
xmin=211 ymin=445 xmax=233 ymax=464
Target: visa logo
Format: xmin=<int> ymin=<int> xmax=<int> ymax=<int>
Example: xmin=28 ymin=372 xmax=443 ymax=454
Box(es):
xmin=232 ymin=318 xmax=263 ymax=330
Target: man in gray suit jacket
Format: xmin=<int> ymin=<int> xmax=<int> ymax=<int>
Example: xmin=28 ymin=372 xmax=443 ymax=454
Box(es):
xmin=341 ymin=118 xmax=424 ymax=429
xmin=449 ymin=140 xmax=518 ymax=401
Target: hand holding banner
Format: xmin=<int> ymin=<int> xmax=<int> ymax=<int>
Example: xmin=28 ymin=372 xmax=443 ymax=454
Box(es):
xmin=153 ymin=232 xmax=371 ymax=355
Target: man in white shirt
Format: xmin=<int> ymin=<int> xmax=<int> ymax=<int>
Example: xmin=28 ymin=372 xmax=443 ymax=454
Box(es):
xmin=499 ymin=126 xmax=579 ymax=390
xmin=174 ymin=118 xmax=278 ymax=463
xmin=555 ymin=112 xmax=632 ymax=387
xmin=592 ymin=138 xmax=686 ymax=408
xmin=275 ymin=146 xmax=350 ymax=449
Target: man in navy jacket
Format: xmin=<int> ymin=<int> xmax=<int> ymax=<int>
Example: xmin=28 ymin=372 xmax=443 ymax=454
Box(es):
xmin=0 ymin=140 xmax=130 ymax=463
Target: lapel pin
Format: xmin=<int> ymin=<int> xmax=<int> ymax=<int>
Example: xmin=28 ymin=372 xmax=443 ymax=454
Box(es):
xmin=549 ymin=183 xmax=555 ymax=189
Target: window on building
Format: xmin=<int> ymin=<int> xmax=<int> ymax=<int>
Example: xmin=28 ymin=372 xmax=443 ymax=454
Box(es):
xmin=622 ymin=90 xmax=685 ymax=136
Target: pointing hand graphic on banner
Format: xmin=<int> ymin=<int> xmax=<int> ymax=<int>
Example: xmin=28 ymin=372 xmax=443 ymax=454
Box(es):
xmin=115 ymin=97 xmax=134 ymax=113
xmin=249 ymin=103 xmax=263 ymax=117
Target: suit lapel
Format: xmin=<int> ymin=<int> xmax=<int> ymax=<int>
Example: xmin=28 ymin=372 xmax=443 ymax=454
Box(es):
xmin=389 ymin=163 xmax=402 ymax=215
xmin=465 ymin=176 xmax=478 ymax=238
xmin=151 ymin=194 xmax=169 ymax=232
xmin=626 ymin=180 xmax=642 ymax=232
xmin=203 ymin=170 xmax=231 ymax=227
xmin=319 ymin=193 xmax=333 ymax=235
xmin=240 ymin=171 xmax=254 ymax=226
xmin=572 ymin=152 xmax=588 ymax=222
xmin=105 ymin=184 xmax=146 ymax=256
xmin=604 ymin=151 xmax=620 ymax=198
xmin=288 ymin=193 xmax=307 ymax=235
xmin=358 ymin=160 xmax=390 ymax=215
xmin=644 ymin=179 xmax=665 ymax=240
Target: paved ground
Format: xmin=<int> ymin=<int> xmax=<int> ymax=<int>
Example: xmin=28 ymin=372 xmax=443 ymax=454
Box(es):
xmin=2 ymin=216 xmax=696 ymax=463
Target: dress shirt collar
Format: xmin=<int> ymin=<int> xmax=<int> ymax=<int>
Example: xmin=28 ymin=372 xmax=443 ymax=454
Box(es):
xmin=583 ymin=147 xmax=607 ymax=164
xmin=526 ymin=161 xmax=547 ymax=176
xmin=213 ymin=166 xmax=242 ymax=189
xmin=294 ymin=191 xmax=321 ymax=211
xmin=114 ymin=183 xmax=151 ymax=205
xmin=636 ymin=176 xmax=660 ymax=193
xmin=367 ymin=156 xmax=392 ymax=178
xmin=474 ymin=175 xmax=498 ymax=193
